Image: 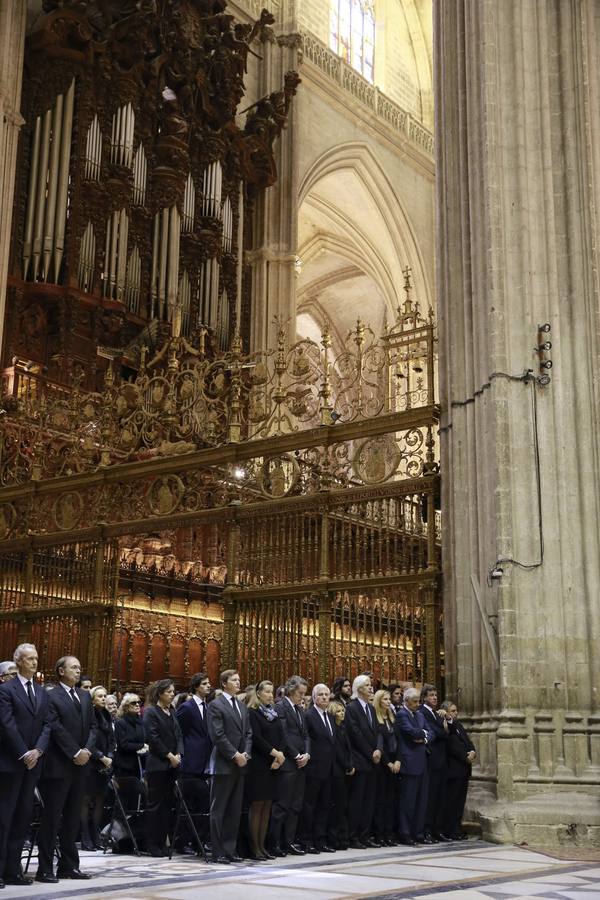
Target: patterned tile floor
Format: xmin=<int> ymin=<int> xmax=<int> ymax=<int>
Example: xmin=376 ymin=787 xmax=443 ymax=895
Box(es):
xmin=10 ymin=840 xmax=600 ymax=900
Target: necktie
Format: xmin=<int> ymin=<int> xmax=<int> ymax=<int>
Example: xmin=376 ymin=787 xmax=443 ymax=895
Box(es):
xmin=70 ymin=687 xmax=82 ymax=714
xmin=231 ymin=695 xmax=240 ymax=716
xmin=199 ymin=700 xmax=204 ymax=719
xmin=322 ymin=711 xmax=332 ymax=736
xmin=295 ymin=705 xmax=303 ymax=728
xmin=25 ymin=680 xmax=35 ymax=710
xmin=364 ymin=703 xmax=372 ymax=726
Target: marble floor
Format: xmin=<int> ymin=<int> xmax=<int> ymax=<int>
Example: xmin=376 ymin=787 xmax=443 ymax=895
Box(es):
xmin=10 ymin=840 xmax=600 ymax=900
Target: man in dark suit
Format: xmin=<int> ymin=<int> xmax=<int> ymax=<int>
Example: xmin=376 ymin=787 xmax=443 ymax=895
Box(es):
xmin=419 ymin=683 xmax=450 ymax=841
xmin=206 ymin=669 xmax=252 ymax=863
xmin=396 ymin=687 xmax=429 ymax=844
xmin=0 ymin=643 xmax=50 ymax=887
xmin=299 ymin=683 xmax=336 ymax=853
xmin=176 ymin=671 xmax=213 ymax=845
xmin=344 ymin=674 xmax=382 ymax=848
xmin=267 ymin=675 xmax=311 ymax=856
xmin=440 ymin=700 xmax=476 ymax=839
xmin=36 ymin=656 xmax=97 ymax=883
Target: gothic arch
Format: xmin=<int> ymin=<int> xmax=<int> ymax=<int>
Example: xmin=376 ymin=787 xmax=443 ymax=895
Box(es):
xmin=297 ymin=142 xmax=432 ymax=341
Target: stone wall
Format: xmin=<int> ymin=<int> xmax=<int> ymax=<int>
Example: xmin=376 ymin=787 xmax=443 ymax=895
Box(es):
xmin=435 ymin=0 xmax=600 ymax=847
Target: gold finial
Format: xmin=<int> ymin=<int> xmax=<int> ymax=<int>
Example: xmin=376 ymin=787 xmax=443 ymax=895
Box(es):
xmin=402 ymin=265 xmax=413 ymax=313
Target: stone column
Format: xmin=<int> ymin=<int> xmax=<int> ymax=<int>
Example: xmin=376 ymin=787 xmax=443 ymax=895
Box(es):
xmin=0 ymin=2 xmax=27 ymax=355
xmin=248 ymin=29 xmax=301 ymax=352
xmin=435 ymin=0 xmax=600 ymax=846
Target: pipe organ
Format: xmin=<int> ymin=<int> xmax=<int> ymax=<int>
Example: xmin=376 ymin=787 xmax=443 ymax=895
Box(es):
xmin=23 ymin=78 xmax=74 ymax=285
xmin=5 ymin=0 xmax=299 ymax=391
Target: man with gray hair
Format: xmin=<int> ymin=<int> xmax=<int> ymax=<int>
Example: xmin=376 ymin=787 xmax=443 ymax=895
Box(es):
xmin=299 ymin=683 xmax=336 ymax=853
xmin=267 ymin=675 xmax=310 ymax=856
xmin=395 ymin=686 xmax=429 ymax=844
xmin=0 ymin=661 xmax=17 ymax=681
xmin=345 ymin=674 xmax=382 ymax=848
xmin=0 ymin=643 xmax=50 ymax=887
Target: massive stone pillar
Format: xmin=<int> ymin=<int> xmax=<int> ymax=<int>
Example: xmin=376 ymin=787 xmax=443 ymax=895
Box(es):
xmin=435 ymin=0 xmax=600 ymax=845
xmin=0 ymin=2 xmax=27 ymax=356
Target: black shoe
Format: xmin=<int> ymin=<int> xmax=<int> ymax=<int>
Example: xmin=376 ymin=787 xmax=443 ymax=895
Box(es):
xmin=80 ymin=841 xmax=96 ymax=851
xmin=318 ymin=845 xmax=336 ymax=853
xmin=303 ymin=845 xmax=320 ymax=854
xmin=436 ymin=833 xmax=453 ymax=842
xmin=458 ymin=832 xmax=469 ymax=841
xmin=421 ymin=834 xmax=436 ymax=844
xmin=271 ymin=846 xmax=286 ymax=857
xmin=261 ymin=849 xmax=276 ymax=859
xmin=213 ymin=856 xmax=231 ymax=864
xmin=57 ymin=870 xmax=92 ymax=880
xmin=286 ymin=844 xmax=305 ymax=855
xmin=4 ymin=874 xmax=33 ymax=886
xmin=365 ymin=838 xmax=381 ymax=848
xmin=36 ymin=872 xmax=59 ymax=883
xmin=349 ymin=840 xmax=366 ymax=849
xmin=248 ymin=851 xmax=267 ymax=861
xmin=398 ymin=836 xmax=417 ymax=846
xmin=0 ymin=879 xmax=4 ymax=889
xmin=228 ymin=855 xmax=244 ymax=863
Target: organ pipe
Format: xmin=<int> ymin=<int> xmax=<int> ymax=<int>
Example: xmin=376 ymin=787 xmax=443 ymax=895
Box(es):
xmin=84 ymin=115 xmax=102 ymax=181
xmin=132 ymin=144 xmax=147 ymax=205
xmin=151 ymin=205 xmax=181 ymax=324
xmin=77 ymin=221 xmax=95 ymax=293
xmin=110 ymin=103 xmax=135 ymax=168
xmin=182 ymin=173 xmax=195 ymax=232
xmin=23 ymin=78 xmax=74 ymax=283
xmin=202 ymin=160 xmax=222 ymax=217
xmin=103 ymin=208 xmax=130 ymax=300
xmin=222 ymin=195 xmax=232 ymax=252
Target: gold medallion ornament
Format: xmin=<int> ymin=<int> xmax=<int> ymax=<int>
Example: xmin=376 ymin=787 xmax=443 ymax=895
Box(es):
xmin=353 ymin=435 xmax=401 ymax=484
xmin=148 ymin=475 xmax=184 ymax=516
xmin=53 ymin=492 xmax=83 ymax=530
xmin=260 ymin=454 xmax=299 ymax=498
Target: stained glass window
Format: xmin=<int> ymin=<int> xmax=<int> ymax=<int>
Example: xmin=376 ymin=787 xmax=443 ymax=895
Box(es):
xmin=330 ymin=0 xmax=375 ymax=83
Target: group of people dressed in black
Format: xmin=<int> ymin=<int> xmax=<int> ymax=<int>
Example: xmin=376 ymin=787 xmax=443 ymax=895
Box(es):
xmin=0 ymin=643 xmax=476 ymax=887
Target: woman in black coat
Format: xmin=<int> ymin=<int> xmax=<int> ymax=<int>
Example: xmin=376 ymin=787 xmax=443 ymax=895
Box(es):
xmin=245 ymin=680 xmax=286 ymax=859
xmin=143 ymin=679 xmax=184 ymax=857
xmin=114 ymin=692 xmax=148 ymax=777
xmin=326 ymin=700 xmax=355 ymax=850
xmin=80 ymin=686 xmax=116 ymax=849
xmin=373 ymin=690 xmax=401 ymax=846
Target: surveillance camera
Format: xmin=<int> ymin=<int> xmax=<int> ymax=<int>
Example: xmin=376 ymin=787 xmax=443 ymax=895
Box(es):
xmin=490 ymin=566 xmax=503 ymax=580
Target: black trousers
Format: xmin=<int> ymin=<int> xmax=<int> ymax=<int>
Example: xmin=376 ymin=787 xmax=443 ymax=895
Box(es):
xmin=397 ymin=771 xmax=428 ymax=840
xmin=210 ymin=770 xmax=245 ymax=859
xmin=0 ymin=764 xmax=42 ymax=877
xmin=299 ymin=775 xmax=331 ymax=847
xmin=145 ymin=769 xmax=177 ymax=854
xmin=268 ymin=768 xmax=305 ymax=849
xmin=424 ymin=765 xmax=447 ymax=835
xmin=38 ymin=772 xmax=87 ymax=874
xmin=373 ymin=765 xmax=397 ymax=840
xmin=327 ymin=775 xmax=350 ymax=847
xmin=348 ymin=768 xmax=376 ymax=841
xmin=443 ymin=776 xmax=469 ymax=836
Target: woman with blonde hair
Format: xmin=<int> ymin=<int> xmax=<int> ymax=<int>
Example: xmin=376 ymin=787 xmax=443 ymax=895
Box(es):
xmin=245 ymin=680 xmax=285 ymax=859
xmin=80 ymin=686 xmax=115 ymax=849
xmin=372 ymin=689 xmax=401 ymax=845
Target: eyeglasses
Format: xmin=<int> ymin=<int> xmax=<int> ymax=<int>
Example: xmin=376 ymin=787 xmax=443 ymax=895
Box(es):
xmin=129 ymin=701 xmax=141 ymax=706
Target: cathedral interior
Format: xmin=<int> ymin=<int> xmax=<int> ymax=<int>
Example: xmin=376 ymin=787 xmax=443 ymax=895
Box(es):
xmin=0 ymin=0 xmax=599 ymax=848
